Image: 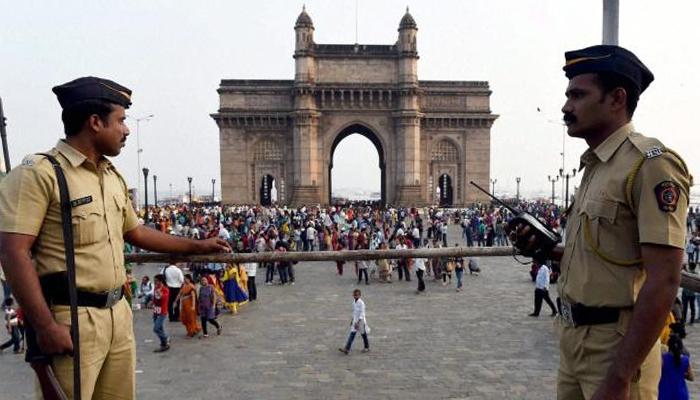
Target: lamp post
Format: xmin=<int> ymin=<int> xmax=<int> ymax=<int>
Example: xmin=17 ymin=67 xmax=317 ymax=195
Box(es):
xmin=559 ymin=168 xmax=577 ymax=209
xmin=129 ymin=114 xmax=154 ymax=206
xmin=211 ymin=178 xmax=216 ymax=202
xmin=187 ymin=177 xmax=193 ymax=204
xmin=490 ymin=178 xmax=497 ymax=196
xmin=0 ymin=97 xmax=12 ymax=173
xmin=169 ymin=183 xmax=173 ymax=201
xmin=516 ymin=177 xmax=521 ymax=202
xmin=153 ymin=175 xmax=158 ymax=207
xmin=547 ymin=175 xmax=559 ymax=205
xmin=142 ymin=167 xmax=149 ymax=221
xmin=537 ymin=108 xmax=567 ymax=207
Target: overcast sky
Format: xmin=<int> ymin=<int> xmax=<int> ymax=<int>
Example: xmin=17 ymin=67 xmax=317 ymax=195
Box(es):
xmin=2 ymin=1 xmax=699 ymax=202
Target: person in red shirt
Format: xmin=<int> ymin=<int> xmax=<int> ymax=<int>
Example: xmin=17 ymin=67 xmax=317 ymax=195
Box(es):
xmin=152 ymin=274 xmax=170 ymax=352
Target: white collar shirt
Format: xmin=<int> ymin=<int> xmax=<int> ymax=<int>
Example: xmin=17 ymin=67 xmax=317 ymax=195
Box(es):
xmin=535 ymin=265 xmax=550 ymax=290
xmin=163 ymin=264 xmax=184 ymax=288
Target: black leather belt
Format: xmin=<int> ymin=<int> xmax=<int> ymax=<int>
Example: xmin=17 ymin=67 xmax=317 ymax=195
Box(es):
xmin=40 ymin=273 xmax=124 ymax=309
xmin=559 ymin=299 xmax=625 ymax=327
xmin=50 ymin=287 xmax=124 ymax=309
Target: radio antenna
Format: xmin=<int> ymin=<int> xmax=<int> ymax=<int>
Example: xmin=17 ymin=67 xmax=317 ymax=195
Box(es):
xmin=469 ymin=181 xmax=520 ymax=214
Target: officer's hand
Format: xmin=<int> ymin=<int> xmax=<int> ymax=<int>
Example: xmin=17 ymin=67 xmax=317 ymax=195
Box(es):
xmin=507 ymin=222 xmax=539 ymax=255
xmin=195 ymin=238 xmax=232 ymax=254
xmin=37 ymin=321 xmax=73 ymax=356
xmin=591 ymin=375 xmax=629 ymax=400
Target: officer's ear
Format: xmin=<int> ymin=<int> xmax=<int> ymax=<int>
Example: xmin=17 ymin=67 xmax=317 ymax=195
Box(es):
xmin=607 ymin=87 xmax=628 ymax=114
xmin=86 ymin=113 xmax=109 ymax=132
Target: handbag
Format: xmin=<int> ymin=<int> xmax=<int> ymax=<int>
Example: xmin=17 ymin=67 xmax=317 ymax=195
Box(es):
xmin=446 ymin=261 xmax=455 ymax=272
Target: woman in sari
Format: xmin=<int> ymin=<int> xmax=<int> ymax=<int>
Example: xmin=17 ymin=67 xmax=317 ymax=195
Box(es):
xmin=175 ymin=274 xmax=200 ymax=337
xmin=222 ymin=264 xmax=249 ymax=314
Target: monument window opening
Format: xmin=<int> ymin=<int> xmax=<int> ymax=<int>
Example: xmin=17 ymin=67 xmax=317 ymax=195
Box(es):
xmin=260 ymin=174 xmax=277 ymax=206
xmin=329 ymin=126 xmax=385 ymax=205
xmin=438 ymin=173 xmax=453 ymax=207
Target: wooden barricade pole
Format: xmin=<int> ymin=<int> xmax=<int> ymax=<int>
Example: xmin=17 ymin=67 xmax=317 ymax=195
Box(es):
xmin=125 ymin=247 xmax=700 ymax=292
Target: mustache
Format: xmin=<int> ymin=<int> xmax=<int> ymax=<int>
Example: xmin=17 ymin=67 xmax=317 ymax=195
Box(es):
xmin=563 ymin=113 xmax=577 ymax=124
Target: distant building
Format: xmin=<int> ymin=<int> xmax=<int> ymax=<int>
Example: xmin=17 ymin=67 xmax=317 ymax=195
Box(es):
xmin=213 ymin=7 xmax=497 ymax=207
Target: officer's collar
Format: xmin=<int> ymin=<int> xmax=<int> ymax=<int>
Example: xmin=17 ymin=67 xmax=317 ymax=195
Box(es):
xmin=55 ymin=140 xmax=88 ymax=167
xmin=578 ymin=122 xmax=635 ymax=170
xmin=55 ymin=140 xmax=116 ymax=170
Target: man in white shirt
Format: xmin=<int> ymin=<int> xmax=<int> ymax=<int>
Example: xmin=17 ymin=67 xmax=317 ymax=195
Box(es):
xmin=306 ymin=224 xmax=317 ymax=251
xmin=529 ymin=262 xmax=557 ymax=317
xmin=414 ymin=257 xmax=427 ymax=293
xmin=162 ymin=263 xmax=185 ymax=322
xmin=243 ymin=258 xmax=258 ymax=301
xmin=339 ymin=289 xmax=370 ymax=354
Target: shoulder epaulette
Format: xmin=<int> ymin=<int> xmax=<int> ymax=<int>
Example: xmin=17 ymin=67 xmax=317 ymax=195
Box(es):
xmin=627 ymin=132 xmax=665 ymax=158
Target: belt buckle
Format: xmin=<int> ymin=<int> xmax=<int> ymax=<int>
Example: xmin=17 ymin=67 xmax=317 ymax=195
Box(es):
xmin=104 ymin=288 xmax=121 ymax=308
xmin=560 ymin=300 xmax=576 ymax=327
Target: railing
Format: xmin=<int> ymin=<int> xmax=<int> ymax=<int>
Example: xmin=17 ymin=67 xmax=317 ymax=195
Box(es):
xmin=125 ymin=246 xmax=700 ymax=293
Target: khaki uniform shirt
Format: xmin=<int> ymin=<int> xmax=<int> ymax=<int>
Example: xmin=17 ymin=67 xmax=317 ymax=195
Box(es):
xmin=0 ymin=140 xmax=139 ymax=293
xmin=559 ymin=123 xmax=690 ymax=308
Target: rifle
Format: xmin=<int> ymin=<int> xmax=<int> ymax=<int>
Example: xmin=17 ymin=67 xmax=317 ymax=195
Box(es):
xmin=25 ymin=324 xmax=69 ymax=400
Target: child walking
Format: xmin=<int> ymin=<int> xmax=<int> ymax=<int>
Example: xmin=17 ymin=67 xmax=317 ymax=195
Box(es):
xmin=152 ymin=274 xmax=170 ymax=352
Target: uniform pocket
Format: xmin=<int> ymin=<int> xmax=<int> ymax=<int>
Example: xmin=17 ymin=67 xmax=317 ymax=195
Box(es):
xmin=71 ymin=204 xmax=106 ymax=245
xmin=580 ymin=197 xmax=618 ymax=247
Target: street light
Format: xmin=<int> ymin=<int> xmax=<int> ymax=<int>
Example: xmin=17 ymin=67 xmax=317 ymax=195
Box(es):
xmin=0 ymin=97 xmax=12 ymax=173
xmin=128 ymin=114 xmax=154 ymax=206
xmin=538 ymin=107 xmax=567 ymax=206
xmin=559 ymin=168 xmax=577 ymax=209
xmin=516 ymin=177 xmax=521 ymax=202
xmin=142 ymin=167 xmax=149 ymax=222
xmin=187 ymin=177 xmax=193 ymax=204
xmin=153 ymin=175 xmax=158 ymax=207
xmin=490 ymin=179 xmax=497 ymax=197
xmin=547 ymin=175 xmax=559 ymax=205
xmin=211 ymin=178 xmax=216 ymax=202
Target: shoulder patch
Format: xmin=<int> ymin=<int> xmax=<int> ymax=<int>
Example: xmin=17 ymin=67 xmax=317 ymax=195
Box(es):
xmin=654 ymin=181 xmax=680 ymax=212
xmin=645 ymin=147 xmax=663 ymax=159
xmin=20 ymin=154 xmax=44 ymax=167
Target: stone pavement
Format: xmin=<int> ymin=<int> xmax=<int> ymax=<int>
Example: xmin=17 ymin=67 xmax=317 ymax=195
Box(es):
xmin=2 ymin=239 xmax=700 ymax=399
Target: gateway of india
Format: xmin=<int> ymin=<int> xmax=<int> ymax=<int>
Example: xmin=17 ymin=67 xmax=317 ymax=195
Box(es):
xmin=212 ymin=7 xmax=497 ymax=207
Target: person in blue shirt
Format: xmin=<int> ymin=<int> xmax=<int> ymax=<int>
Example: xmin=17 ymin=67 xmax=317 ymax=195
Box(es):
xmin=659 ymin=323 xmax=694 ymax=400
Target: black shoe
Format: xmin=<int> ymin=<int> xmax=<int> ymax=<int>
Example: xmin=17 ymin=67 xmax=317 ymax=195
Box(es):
xmin=153 ymin=344 xmax=170 ymax=353
xmin=551 ymin=312 xmax=558 ymax=317
xmin=528 ymin=313 xmax=539 ymax=317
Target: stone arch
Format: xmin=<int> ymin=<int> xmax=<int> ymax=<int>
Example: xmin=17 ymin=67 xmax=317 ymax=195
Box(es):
xmin=328 ymin=123 xmax=387 ymax=205
xmin=429 ymin=137 xmax=462 ymax=206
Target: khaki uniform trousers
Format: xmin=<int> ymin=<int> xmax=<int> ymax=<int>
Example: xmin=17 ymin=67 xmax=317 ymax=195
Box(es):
xmin=557 ymin=314 xmax=661 ymax=400
xmin=45 ymin=298 xmax=135 ymax=400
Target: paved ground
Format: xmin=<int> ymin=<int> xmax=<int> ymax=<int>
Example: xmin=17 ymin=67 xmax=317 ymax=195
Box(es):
xmin=2 ymin=229 xmax=700 ymax=399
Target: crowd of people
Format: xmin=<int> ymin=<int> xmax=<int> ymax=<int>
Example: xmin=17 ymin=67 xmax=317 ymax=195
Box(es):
xmin=4 ymin=195 xmax=699 ymax=397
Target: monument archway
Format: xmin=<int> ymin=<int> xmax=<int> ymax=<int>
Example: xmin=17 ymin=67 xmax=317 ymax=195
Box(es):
xmin=328 ymin=124 xmax=386 ymax=206
xmin=213 ymin=7 xmax=497 ymax=206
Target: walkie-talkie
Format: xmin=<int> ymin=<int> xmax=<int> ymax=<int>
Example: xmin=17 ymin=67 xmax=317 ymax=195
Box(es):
xmin=470 ymin=181 xmax=561 ymax=260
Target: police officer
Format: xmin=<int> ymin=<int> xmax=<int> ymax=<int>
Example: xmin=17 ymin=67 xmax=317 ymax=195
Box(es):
xmin=0 ymin=77 xmax=229 ymax=399
xmin=513 ymin=46 xmax=691 ymax=399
